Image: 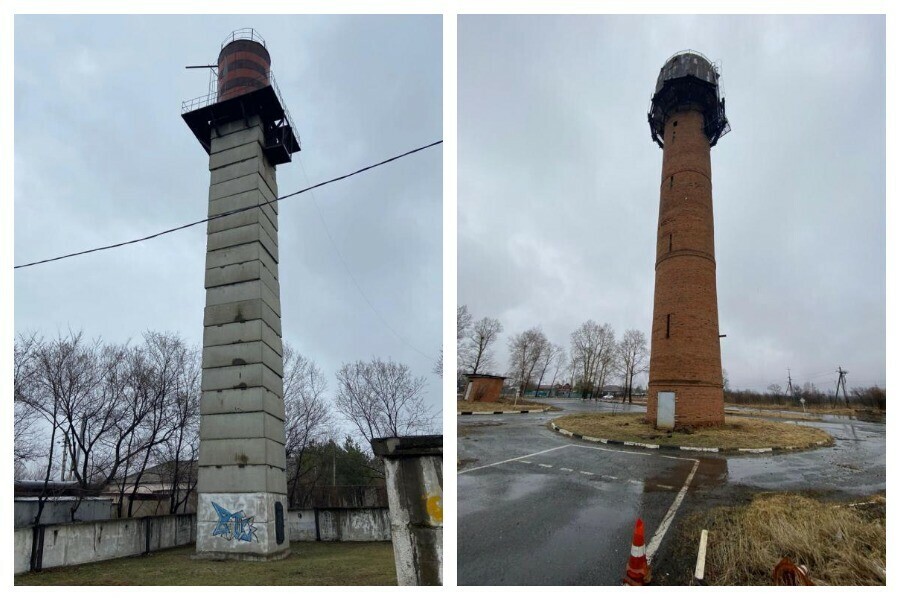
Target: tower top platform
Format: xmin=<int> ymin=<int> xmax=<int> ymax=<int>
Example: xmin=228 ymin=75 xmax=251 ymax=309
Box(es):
xmin=182 ymin=29 xmax=300 ymax=166
xmin=648 ymin=50 xmax=730 ymax=149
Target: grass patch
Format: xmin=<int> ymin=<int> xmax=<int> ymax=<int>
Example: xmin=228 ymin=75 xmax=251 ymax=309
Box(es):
xmin=553 ymin=412 xmax=832 ymax=450
xmin=15 ymin=541 xmax=396 ymax=586
xmin=727 ymin=402 xmax=884 ymax=418
xmin=457 ymin=399 xmax=555 ymax=412
xmin=682 ymin=493 xmax=885 ymax=585
xmin=725 ymin=407 xmax=821 ymax=422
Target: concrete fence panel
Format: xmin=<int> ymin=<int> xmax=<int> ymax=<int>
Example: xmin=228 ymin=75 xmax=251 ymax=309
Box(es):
xmin=15 ymin=514 xmax=197 ymax=575
xmin=16 ymin=508 xmax=390 ymax=575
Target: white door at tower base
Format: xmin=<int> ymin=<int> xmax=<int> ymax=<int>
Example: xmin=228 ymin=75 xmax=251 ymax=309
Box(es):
xmin=657 ymin=391 xmax=675 ymax=429
xmin=464 ymin=382 xmax=473 ymax=400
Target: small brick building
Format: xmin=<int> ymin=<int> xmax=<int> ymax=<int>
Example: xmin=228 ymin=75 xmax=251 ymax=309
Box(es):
xmin=463 ymin=374 xmax=506 ymax=403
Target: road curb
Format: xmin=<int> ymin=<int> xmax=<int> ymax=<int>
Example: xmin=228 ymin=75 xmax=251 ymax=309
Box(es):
xmin=550 ymin=421 xmax=832 ymax=454
xmin=458 ymin=409 xmax=549 ymax=415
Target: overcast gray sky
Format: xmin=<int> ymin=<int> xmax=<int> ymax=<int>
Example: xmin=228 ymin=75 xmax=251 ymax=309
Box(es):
xmin=14 ymin=15 xmax=443 ymax=430
xmin=458 ymin=14 xmax=885 ymax=393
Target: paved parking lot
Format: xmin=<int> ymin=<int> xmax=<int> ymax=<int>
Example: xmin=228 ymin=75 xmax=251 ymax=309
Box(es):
xmin=457 ymin=399 xmax=885 ymax=585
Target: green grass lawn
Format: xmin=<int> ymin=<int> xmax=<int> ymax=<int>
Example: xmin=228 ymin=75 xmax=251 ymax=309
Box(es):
xmin=15 ymin=542 xmax=396 ymax=586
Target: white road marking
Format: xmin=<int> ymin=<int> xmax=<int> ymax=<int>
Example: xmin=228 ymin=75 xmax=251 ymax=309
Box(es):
xmin=579 ymin=471 xmax=594 ymax=476
xmin=518 ymin=460 xmax=532 ymax=464
xmin=458 ymin=445 xmax=570 ymax=474
xmin=601 ymin=475 xmax=618 ymax=480
xmin=628 ymin=479 xmax=642 ymax=485
xmin=538 ymin=463 xmax=553 ymax=468
xmin=560 ymin=467 xmax=574 ymax=472
xmin=461 ymin=440 xmax=700 ymax=565
xmin=645 ymin=459 xmax=700 ymax=562
xmin=656 ymin=484 xmax=675 ymax=490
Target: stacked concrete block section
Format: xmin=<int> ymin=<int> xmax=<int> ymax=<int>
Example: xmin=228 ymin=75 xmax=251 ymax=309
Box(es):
xmin=195 ymin=114 xmax=290 ymax=561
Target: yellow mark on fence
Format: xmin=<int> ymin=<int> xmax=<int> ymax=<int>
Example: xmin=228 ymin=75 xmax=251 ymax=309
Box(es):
xmin=425 ymin=494 xmax=443 ymax=524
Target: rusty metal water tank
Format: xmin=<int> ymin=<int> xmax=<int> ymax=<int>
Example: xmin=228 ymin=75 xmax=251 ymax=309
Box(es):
xmin=648 ymin=50 xmax=730 ymax=148
xmin=216 ymin=29 xmax=271 ymax=102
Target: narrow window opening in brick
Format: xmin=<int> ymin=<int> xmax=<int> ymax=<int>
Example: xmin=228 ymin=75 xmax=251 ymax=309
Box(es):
xmin=668 ymin=233 xmax=672 ymax=252
xmin=673 ymin=121 xmax=678 ymax=127
xmin=666 ymin=314 xmax=671 ymax=338
xmin=669 ymin=175 xmax=674 ymax=189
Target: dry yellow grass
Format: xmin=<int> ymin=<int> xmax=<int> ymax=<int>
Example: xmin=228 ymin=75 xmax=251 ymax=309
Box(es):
xmin=695 ymin=493 xmax=886 ymax=585
xmin=725 ymin=407 xmax=820 ymax=421
xmin=553 ymin=413 xmax=832 ymax=450
xmin=457 ymin=400 xmax=551 ymax=413
xmin=726 ymin=402 xmax=883 ymax=417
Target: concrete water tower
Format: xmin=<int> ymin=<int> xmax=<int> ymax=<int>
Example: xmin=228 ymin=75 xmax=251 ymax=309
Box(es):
xmin=646 ymin=50 xmax=730 ymax=429
xmin=182 ymin=28 xmax=300 ymax=561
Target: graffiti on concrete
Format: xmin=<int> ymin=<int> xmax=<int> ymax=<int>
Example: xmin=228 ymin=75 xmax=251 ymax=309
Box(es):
xmin=211 ymin=502 xmax=258 ymax=543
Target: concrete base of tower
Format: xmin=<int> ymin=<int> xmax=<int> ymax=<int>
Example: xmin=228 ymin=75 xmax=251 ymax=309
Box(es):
xmin=194 ymin=492 xmax=290 ymax=561
xmin=646 ymin=383 xmax=724 ymax=428
xmin=192 ymin=548 xmax=292 ymax=562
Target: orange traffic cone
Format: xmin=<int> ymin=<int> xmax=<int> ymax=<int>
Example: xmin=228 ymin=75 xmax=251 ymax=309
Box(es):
xmin=623 ymin=518 xmax=651 ymax=585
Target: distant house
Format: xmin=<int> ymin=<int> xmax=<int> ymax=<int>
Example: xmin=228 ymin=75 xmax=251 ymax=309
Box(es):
xmin=104 ymin=460 xmax=198 ymax=517
xmin=14 ymin=480 xmax=114 ymax=527
xmin=597 ymin=385 xmax=625 ymax=398
xmin=463 ymin=374 xmax=507 ymax=403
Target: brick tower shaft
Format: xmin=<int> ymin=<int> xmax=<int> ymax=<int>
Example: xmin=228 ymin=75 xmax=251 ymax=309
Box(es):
xmin=647 ymin=109 xmax=724 ymax=427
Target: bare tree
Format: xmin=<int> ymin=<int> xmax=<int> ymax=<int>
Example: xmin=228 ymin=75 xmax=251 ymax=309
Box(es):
xmin=532 ymin=342 xmax=563 ymax=397
xmin=153 ymin=343 xmax=200 ymax=515
xmin=570 ymin=321 xmax=615 ymax=399
xmin=462 ymin=316 xmax=503 ymax=375
xmin=22 ymin=331 xmax=97 ymax=527
xmin=549 ymin=347 xmax=568 ymax=394
xmin=507 ymin=327 xmax=547 ymax=394
xmin=121 ymin=333 xmax=197 ymax=517
xmin=617 ymin=329 xmax=649 ymax=404
xmin=457 ymin=305 xmax=473 ymax=342
xmin=335 ymin=358 xmax=433 ymax=443
xmin=456 ymin=305 xmax=474 ymax=389
xmin=282 ymin=344 xmax=332 ymax=507
xmin=21 ymin=331 xmax=195 ymax=520
xmin=433 ymin=348 xmax=443 ymax=378
xmin=14 ymin=332 xmax=43 ymax=477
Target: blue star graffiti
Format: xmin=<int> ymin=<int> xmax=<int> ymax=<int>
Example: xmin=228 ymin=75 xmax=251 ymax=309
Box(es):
xmin=211 ymin=502 xmax=259 ymax=543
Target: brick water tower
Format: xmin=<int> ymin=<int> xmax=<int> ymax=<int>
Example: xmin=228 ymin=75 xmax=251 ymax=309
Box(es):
xmin=646 ymin=51 xmax=730 ymax=429
xmin=182 ymin=29 xmax=300 ymax=561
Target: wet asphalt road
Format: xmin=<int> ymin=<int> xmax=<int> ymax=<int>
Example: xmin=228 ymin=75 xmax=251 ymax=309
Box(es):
xmin=457 ymin=398 xmax=885 ymax=585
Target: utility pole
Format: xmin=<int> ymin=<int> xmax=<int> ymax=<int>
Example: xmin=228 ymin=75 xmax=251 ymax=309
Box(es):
xmin=786 ymin=368 xmax=796 ymax=403
xmin=835 ymin=366 xmax=850 ymax=406
xmin=59 ymin=432 xmax=68 ymax=482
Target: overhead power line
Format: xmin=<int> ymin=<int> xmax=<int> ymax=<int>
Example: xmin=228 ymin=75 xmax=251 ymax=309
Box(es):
xmin=14 ymin=140 xmax=443 ymax=269
xmin=299 ymin=157 xmax=436 ymax=363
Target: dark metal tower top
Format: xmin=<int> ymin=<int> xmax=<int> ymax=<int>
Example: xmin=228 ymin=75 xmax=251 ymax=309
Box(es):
xmin=648 ymin=50 xmax=730 ymax=149
xmin=182 ymin=28 xmax=300 ymax=165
